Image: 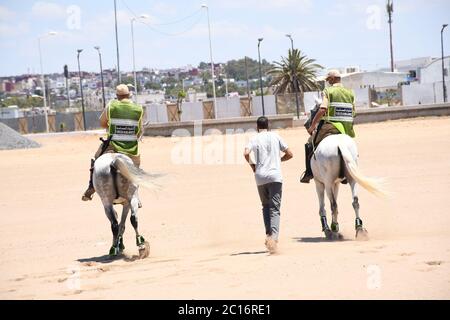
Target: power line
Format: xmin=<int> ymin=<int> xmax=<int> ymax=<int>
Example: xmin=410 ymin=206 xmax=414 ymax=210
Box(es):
xmin=120 ymin=0 xmax=203 ymax=36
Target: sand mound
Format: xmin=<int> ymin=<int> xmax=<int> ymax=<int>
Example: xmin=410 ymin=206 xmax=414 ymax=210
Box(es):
xmin=0 ymin=123 xmax=40 ymax=150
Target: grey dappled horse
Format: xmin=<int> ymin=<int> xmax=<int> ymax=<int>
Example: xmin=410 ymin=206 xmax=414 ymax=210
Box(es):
xmin=307 ymin=101 xmax=385 ymax=241
xmin=93 ymin=153 xmax=160 ymax=258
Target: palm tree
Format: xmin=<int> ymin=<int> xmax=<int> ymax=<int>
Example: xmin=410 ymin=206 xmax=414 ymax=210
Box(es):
xmin=268 ymin=49 xmax=323 ymax=110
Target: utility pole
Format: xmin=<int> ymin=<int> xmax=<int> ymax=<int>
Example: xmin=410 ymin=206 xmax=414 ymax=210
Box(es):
xmin=64 ymin=65 xmax=70 ymax=109
xmin=245 ymin=56 xmax=251 ymax=100
xmin=286 ymin=34 xmax=300 ymax=118
xmin=77 ymin=49 xmax=87 ymax=131
xmin=387 ymin=0 xmax=395 ymax=72
xmin=441 ymin=24 xmax=448 ymax=103
xmin=201 ymin=4 xmax=217 ymax=117
xmin=38 ymin=31 xmax=57 ymax=133
xmin=114 ymin=0 xmax=121 ymax=83
xmin=94 ymin=46 xmax=106 ymax=109
xmin=257 ymin=38 xmax=265 ymax=116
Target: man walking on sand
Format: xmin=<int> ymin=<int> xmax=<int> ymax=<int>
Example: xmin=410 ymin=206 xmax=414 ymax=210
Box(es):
xmin=244 ymin=116 xmax=293 ymax=254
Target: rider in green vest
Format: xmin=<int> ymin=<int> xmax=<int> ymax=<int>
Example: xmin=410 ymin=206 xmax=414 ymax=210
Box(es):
xmin=82 ymin=84 xmax=144 ymax=201
xmin=300 ymin=69 xmax=356 ymax=184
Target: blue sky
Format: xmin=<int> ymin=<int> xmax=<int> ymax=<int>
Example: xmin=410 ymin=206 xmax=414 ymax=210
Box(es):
xmin=0 ymin=0 xmax=449 ymax=77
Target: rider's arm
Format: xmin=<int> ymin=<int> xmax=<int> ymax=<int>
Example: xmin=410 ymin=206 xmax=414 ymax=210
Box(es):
xmin=99 ymin=107 xmax=108 ymax=129
xmin=308 ymin=94 xmax=328 ymax=134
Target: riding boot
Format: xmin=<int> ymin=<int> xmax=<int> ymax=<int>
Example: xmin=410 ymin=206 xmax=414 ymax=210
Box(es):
xmin=300 ymin=143 xmax=314 ymax=184
xmin=82 ymin=159 xmax=96 ymax=201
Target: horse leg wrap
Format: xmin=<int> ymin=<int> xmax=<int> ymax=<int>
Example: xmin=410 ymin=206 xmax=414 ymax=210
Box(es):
xmin=136 ymin=235 xmax=146 ymax=247
xmin=320 ymin=216 xmax=329 ymax=231
xmin=331 ymin=222 xmax=339 ymax=232
xmin=355 ymin=218 xmax=363 ymax=230
xmin=118 ymin=236 xmax=125 ymax=251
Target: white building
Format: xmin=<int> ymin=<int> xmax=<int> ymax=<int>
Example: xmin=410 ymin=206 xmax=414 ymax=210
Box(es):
xmin=341 ymin=71 xmax=408 ymax=90
xmin=400 ymin=56 xmax=450 ymax=105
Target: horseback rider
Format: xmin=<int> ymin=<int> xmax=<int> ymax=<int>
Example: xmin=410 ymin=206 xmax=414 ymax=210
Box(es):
xmin=82 ymin=84 xmax=144 ymax=201
xmin=300 ymin=69 xmax=356 ymax=184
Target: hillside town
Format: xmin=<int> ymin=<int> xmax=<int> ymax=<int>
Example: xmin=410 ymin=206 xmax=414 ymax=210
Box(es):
xmin=1 ymin=54 xmax=448 ymax=122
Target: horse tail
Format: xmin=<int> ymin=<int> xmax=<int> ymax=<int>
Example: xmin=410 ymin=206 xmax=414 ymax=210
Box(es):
xmin=338 ymin=142 xmax=387 ymax=198
xmin=111 ymin=156 xmax=164 ymax=191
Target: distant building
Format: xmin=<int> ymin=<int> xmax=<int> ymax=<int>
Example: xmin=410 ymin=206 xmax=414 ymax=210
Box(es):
xmin=341 ymin=71 xmax=408 ymax=90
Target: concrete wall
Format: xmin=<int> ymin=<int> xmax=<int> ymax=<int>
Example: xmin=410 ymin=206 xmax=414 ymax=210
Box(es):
xmin=144 ymin=114 xmax=294 ymax=137
xmin=145 ymin=103 xmax=168 ymax=124
xmin=216 ymin=97 xmax=241 ymax=119
xmin=401 ymin=81 xmax=450 ymax=105
xmin=354 ymin=87 xmax=371 ymax=109
xmin=252 ymin=95 xmax=277 ymax=116
xmin=354 ymin=103 xmax=450 ymax=124
xmin=144 ymin=95 xmax=278 ymax=124
xmin=0 ymin=111 xmax=102 ymax=133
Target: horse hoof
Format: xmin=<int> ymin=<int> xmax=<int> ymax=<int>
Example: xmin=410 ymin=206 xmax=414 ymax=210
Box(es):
xmin=119 ymin=238 xmax=125 ymax=253
xmin=324 ymin=229 xmax=333 ymax=240
xmin=138 ymin=241 xmax=150 ymax=259
xmin=332 ymin=232 xmax=344 ymax=241
xmin=356 ymin=228 xmax=369 ymax=241
xmin=109 ymin=246 xmax=120 ymax=257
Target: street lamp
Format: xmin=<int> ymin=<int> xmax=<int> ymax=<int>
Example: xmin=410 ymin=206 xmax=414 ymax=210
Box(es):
xmin=77 ymin=49 xmax=87 ymax=131
xmin=201 ymin=4 xmax=217 ymax=118
xmin=286 ymin=34 xmax=301 ymax=118
xmin=131 ymin=14 xmax=150 ymax=104
xmin=257 ymin=38 xmax=265 ymax=116
xmin=38 ymin=31 xmax=57 ymax=133
xmin=441 ymin=24 xmax=448 ymax=103
xmin=114 ymin=0 xmax=121 ymax=83
xmin=94 ymin=46 xmax=106 ymax=109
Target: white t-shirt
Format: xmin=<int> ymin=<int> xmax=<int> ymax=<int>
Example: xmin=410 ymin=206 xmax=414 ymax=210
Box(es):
xmin=246 ymin=131 xmax=289 ymax=186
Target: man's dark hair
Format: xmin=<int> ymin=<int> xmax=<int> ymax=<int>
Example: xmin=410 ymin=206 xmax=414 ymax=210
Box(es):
xmin=257 ymin=116 xmax=269 ymax=130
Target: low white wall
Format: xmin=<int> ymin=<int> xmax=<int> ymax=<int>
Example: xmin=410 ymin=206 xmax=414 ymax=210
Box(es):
xmin=353 ymin=88 xmax=370 ymax=109
xmin=145 ymin=103 xmax=168 ymax=124
xmin=180 ymin=102 xmax=203 ymax=121
xmin=216 ymin=97 xmax=241 ymax=119
xmin=401 ymin=81 xmax=450 ymax=106
xmin=252 ymin=95 xmax=277 ymax=116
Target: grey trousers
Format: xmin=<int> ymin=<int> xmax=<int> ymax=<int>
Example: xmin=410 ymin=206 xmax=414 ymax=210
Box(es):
xmin=257 ymin=182 xmax=282 ymax=241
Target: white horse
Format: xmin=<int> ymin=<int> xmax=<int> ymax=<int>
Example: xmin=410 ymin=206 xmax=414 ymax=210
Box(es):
xmin=311 ymin=133 xmax=385 ymax=240
xmin=93 ymin=153 xmax=163 ymax=258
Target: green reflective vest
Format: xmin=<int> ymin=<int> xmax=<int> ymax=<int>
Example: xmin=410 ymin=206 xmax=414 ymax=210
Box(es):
xmin=323 ymin=85 xmax=356 ymax=138
xmin=107 ymin=99 xmax=143 ymax=156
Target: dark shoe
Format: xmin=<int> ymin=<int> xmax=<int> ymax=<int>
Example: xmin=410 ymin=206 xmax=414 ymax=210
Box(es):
xmin=82 ymin=187 xmax=95 ymax=201
xmin=341 ymin=177 xmax=348 ymax=185
xmin=300 ymin=171 xmax=313 ymax=184
xmin=138 ymin=200 xmax=142 ymax=209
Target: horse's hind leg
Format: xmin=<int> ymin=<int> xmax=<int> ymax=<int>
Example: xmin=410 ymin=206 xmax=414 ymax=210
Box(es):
xmin=350 ymin=181 xmax=369 ymax=240
xmin=103 ymin=205 xmax=121 ymax=256
xmin=326 ymin=183 xmax=343 ymax=240
xmin=314 ymin=180 xmax=331 ymax=238
xmin=130 ymin=196 xmax=150 ymax=259
xmin=116 ymin=204 xmax=130 ymax=253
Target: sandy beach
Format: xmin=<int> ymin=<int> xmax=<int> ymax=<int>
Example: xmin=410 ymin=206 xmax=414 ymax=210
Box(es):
xmin=0 ymin=116 xmax=449 ymax=299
